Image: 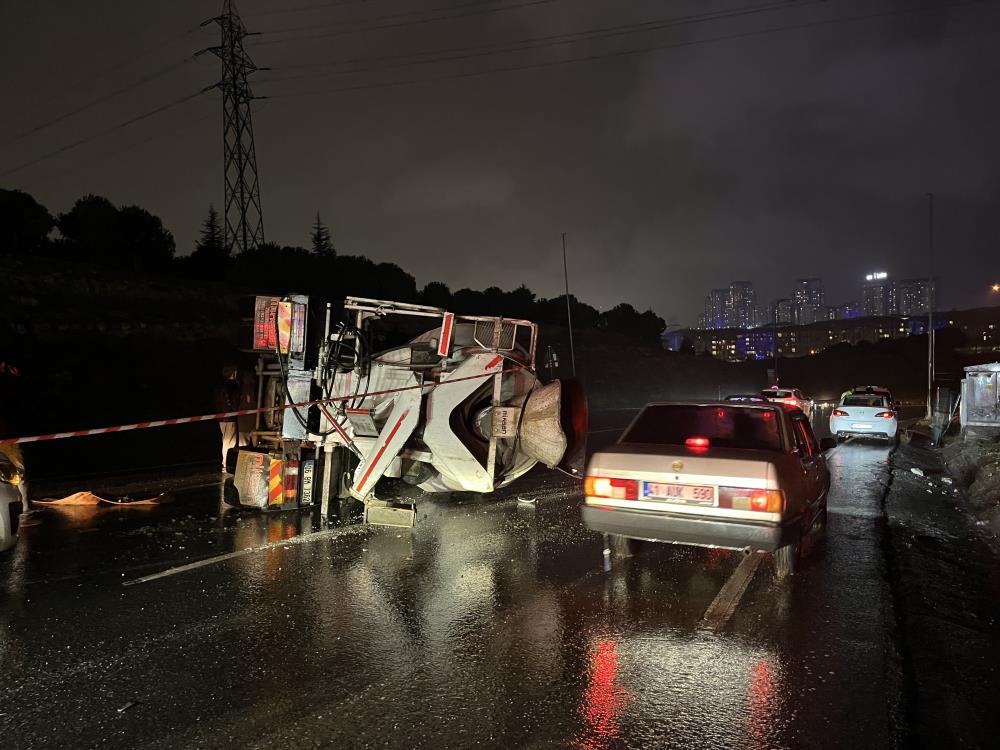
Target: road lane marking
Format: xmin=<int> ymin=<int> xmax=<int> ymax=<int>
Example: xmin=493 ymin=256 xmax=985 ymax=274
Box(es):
xmin=700 ymin=551 xmax=766 ymax=631
xmin=122 ymin=524 xmax=367 ymax=586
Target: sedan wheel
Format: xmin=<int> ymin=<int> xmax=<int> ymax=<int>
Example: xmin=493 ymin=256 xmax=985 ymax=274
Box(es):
xmin=610 ymin=534 xmax=638 ymax=558
xmin=774 ymin=542 xmax=799 ymax=578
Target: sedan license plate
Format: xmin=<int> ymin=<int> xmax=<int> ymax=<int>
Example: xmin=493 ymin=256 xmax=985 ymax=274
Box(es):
xmin=852 ymin=423 xmax=873 ymax=429
xmin=644 ymin=482 xmax=716 ymax=506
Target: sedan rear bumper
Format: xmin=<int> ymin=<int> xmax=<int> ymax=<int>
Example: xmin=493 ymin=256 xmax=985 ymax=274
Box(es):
xmin=830 ymin=417 xmax=897 ymax=440
xmin=582 ymin=504 xmax=799 ymax=552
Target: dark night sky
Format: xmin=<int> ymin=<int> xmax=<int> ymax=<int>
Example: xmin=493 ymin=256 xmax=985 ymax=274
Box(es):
xmin=2 ymin=0 xmax=1000 ymax=325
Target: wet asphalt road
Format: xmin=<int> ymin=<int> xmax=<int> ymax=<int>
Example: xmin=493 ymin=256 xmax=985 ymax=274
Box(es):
xmin=0 ymin=410 xmax=916 ymax=748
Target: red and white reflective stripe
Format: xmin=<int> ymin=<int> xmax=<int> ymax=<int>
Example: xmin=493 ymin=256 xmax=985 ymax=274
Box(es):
xmin=354 ymin=409 xmax=410 ymax=494
xmin=438 ymin=312 xmax=455 ymax=357
xmin=0 ymin=364 xmax=521 ymax=446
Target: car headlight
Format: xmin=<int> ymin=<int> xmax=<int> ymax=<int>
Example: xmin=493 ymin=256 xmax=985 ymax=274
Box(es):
xmin=0 ymin=463 xmax=22 ymax=486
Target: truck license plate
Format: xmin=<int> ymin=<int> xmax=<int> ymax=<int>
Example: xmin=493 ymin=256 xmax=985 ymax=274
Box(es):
xmin=644 ymin=482 xmax=716 ymax=505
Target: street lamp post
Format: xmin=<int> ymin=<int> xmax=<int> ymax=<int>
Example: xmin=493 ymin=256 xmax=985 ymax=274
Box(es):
xmin=926 ymin=193 xmax=935 ymax=421
xmin=562 ymin=232 xmax=577 ymax=377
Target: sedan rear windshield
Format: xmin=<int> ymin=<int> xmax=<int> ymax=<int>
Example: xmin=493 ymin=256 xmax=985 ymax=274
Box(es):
xmin=621 ymin=405 xmax=783 ymax=451
xmin=762 ymin=389 xmax=793 ymax=399
xmin=843 ymin=396 xmax=887 ymax=408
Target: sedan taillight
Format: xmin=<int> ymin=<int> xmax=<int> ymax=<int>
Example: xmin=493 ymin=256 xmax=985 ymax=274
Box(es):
xmin=719 ymin=487 xmax=784 ymax=512
xmin=584 ymin=476 xmax=639 ymax=500
xmin=832 ymin=409 xmax=848 ymax=417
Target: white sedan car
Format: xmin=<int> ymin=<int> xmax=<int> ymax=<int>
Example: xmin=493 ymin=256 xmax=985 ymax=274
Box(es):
xmin=760 ymin=387 xmax=813 ymax=420
xmin=582 ymin=402 xmax=833 ymax=577
xmin=0 ymin=451 xmax=26 ymax=553
xmin=830 ymin=394 xmax=898 ymax=442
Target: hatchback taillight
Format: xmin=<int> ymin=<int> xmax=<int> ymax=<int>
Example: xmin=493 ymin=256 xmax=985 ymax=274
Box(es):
xmin=584 ymin=476 xmax=639 ymax=501
xmin=719 ymin=487 xmax=784 ymax=512
xmin=832 ymin=409 xmax=848 ymax=417
xmin=874 ymin=411 xmax=896 ymax=419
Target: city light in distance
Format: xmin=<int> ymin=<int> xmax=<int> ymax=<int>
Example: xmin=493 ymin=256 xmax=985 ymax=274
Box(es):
xmin=866 ymin=271 xmax=888 ymax=282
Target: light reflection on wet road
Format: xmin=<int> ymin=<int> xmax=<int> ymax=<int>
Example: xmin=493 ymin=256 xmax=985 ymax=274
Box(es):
xmin=0 ymin=412 xmax=903 ymax=749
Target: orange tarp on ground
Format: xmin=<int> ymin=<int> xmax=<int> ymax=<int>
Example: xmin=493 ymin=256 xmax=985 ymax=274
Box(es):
xmin=34 ymin=492 xmax=161 ymax=506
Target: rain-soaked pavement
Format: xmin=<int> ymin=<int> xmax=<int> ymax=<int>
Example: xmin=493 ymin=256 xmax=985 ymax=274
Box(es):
xmin=1 ymin=408 xmax=997 ymax=748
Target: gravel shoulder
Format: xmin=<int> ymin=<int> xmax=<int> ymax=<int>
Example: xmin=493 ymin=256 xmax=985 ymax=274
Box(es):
xmin=884 ymin=441 xmax=1000 ymax=749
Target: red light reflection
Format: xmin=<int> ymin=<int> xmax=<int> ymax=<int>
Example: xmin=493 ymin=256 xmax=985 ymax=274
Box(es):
xmin=574 ymin=637 xmax=629 ymax=750
xmin=706 ymin=547 xmax=728 ymax=569
xmin=746 ymin=658 xmax=779 ymax=749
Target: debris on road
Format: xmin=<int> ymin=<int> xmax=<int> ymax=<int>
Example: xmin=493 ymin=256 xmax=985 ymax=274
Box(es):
xmin=34 ymin=491 xmax=161 ymax=506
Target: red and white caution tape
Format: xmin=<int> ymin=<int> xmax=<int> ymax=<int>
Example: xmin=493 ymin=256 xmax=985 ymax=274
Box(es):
xmin=0 ymin=362 xmax=516 ymax=446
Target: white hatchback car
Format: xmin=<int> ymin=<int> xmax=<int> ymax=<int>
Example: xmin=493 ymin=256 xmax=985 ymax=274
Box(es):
xmin=830 ymin=394 xmax=898 ymax=442
xmin=582 ymin=402 xmax=833 ymax=576
xmin=1 ymin=451 xmax=26 ymax=553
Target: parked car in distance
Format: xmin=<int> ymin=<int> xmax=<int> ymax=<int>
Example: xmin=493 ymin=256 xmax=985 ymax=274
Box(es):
xmin=831 ymin=393 xmax=898 ymax=442
xmin=725 ymin=394 xmax=769 ymax=403
xmin=761 ymin=386 xmax=814 ymax=419
xmin=0 ymin=450 xmax=26 ymax=553
xmin=582 ymin=402 xmax=833 ymax=577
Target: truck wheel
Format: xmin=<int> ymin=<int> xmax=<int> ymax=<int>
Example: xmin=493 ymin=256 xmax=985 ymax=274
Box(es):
xmin=774 ymin=542 xmax=799 ymax=578
xmin=610 ymin=534 xmax=638 ymax=558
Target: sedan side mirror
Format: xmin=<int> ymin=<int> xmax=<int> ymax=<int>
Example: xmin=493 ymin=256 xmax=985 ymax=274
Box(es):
xmin=820 ymin=437 xmax=837 ymax=452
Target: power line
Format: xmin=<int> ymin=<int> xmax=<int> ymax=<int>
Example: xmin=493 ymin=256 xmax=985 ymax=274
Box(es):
xmin=8 ymin=56 xmax=197 ymax=142
xmin=246 ymin=0 xmax=373 ymax=18
xmin=259 ymin=0 xmax=996 ymax=99
xmin=60 ymin=24 xmax=202 ymax=96
xmin=0 ymin=88 xmax=211 ymax=179
xmin=256 ymin=0 xmax=831 ymax=84
xmin=250 ymin=0 xmax=555 ymax=45
xmin=22 ymin=100 xmax=272 ymax=189
xmin=21 ymin=103 xmax=218 ymax=187
xmin=261 ymin=0 xmax=534 ymax=33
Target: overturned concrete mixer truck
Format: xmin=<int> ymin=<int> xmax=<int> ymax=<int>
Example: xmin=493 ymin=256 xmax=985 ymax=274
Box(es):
xmin=225 ymin=295 xmax=587 ymax=526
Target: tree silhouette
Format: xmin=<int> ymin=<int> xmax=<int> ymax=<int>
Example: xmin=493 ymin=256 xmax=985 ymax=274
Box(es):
xmin=194 ymin=205 xmax=225 ymax=258
xmin=311 ymin=213 xmax=335 ymax=255
xmin=186 ymin=204 xmax=228 ymax=278
xmin=57 ymin=195 xmax=119 ymax=263
xmin=56 ymin=195 xmax=173 ymax=271
xmin=599 ymin=303 xmax=665 ymax=342
xmin=117 ymin=204 xmax=175 ymax=271
xmin=536 ymin=294 xmax=600 ymax=328
xmin=421 ymin=281 xmax=452 ymax=309
xmin=0 ymin=188 xmax=53 ymax=255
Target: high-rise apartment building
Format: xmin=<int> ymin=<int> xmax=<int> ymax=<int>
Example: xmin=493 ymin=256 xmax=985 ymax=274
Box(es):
xmin=729 ymin=281 xmax=757 ymax=329
xmin=793 ymin=278 xmax=825 ymax=325
xmin=895 ymin=277 xmax=935 ymax=316
xmin=769 ymin=298 xmax=795 ymax=325
xmin=705 ymin=288 xmax=733 ymax=329
xmin=862 ymin=272 xmax=897 ymax=317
